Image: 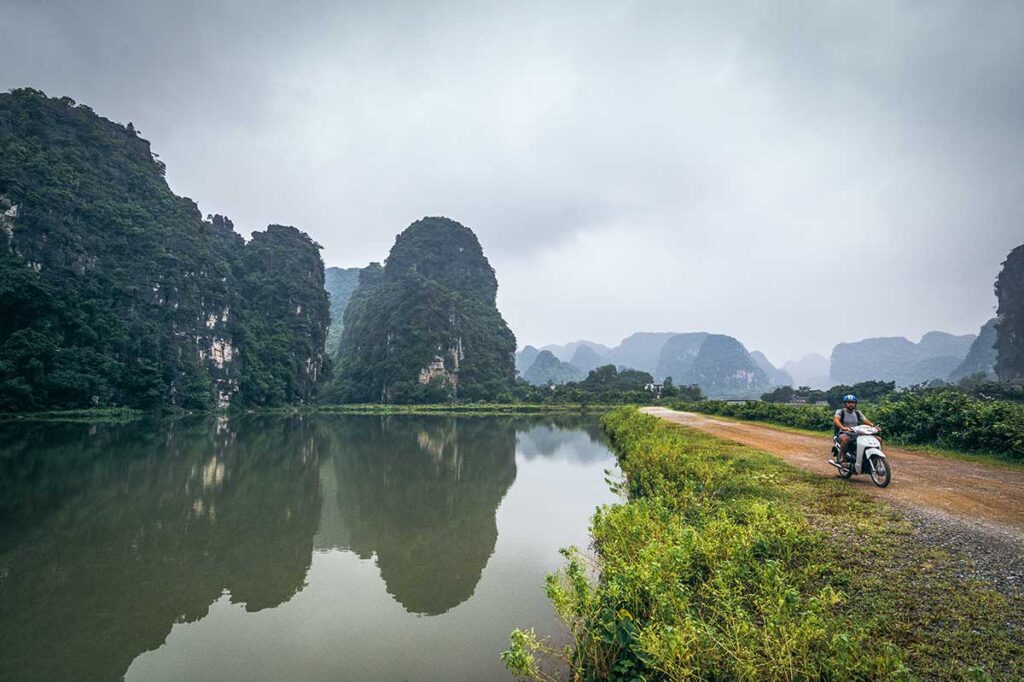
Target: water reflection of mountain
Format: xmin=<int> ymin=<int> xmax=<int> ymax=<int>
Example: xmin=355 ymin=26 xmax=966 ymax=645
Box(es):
xmin=0 ymin=413 xmax=596 ymax=680
xmin=513 ymin=416 xmax=609 ymax=463
xmin=315 ymin=416 xmax=517 ymax=615
xmin=0 ymin=416 xmax=322 ymax=682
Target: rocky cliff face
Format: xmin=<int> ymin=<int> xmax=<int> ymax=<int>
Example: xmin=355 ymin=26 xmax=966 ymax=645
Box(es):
xmin=334 ymin=217 xmax=516 ymax=402
xmin=996 ymin=243 xmax=1024 ymax=381
xmin=0 ymin=89 xmax=328 ymax=410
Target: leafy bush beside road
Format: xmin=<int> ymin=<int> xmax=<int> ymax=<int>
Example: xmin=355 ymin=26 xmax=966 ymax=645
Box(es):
xmin=676 ymin=387 xmax=1024 ymax=460
xmin=876 ymin=389 xmax=1024 ymax=458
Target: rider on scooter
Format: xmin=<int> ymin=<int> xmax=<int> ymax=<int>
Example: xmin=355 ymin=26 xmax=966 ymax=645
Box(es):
xmin=833 ymin=394 xmax=879 ymax=461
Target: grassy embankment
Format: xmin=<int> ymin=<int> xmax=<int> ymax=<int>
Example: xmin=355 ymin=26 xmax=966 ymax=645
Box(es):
xmin=505 ymin=408 xmax=1022 ymax=680
xmin=0 ymin=402 xmax=612 ymax=422
xmin=0 ymin=407 xmax=144 ymax=423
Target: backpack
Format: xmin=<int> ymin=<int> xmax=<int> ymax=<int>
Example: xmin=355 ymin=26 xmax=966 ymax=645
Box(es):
xmin=834 ymin=408 xmax=864 ymax=434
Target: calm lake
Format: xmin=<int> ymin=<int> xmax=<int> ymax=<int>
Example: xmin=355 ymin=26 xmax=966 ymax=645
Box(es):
xmin=0 ymin=413 xmax=618 ymax=681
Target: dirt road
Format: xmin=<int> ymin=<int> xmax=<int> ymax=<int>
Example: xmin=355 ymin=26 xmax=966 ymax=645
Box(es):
xmin=642 ymin=407 xmax=1024 ymax=540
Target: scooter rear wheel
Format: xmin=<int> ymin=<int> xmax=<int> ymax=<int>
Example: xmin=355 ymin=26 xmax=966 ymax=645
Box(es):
xmin=869 ymin=455 xmax=891 ymax=488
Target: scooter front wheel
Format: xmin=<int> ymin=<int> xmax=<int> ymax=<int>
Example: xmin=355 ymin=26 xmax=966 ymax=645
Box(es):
xmin=869 ymin=455 xmax=891 ymax=488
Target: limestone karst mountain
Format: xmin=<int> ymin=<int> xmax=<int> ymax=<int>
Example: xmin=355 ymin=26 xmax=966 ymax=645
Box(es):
xmin=0 ymin=89 xmax=328 ymax=410
xmin=333 ymin=217 xmax=516 ymax=402
xmin=677 ymin=334 xmax=771 ymax=398
xmin=522 ymin=350 xmax=584 ymax=386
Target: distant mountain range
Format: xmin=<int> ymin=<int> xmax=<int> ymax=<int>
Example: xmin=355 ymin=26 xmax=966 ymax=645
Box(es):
xmin=950 ymin=319 xmax=998 ymax=381
xmin=520 ymin=322 xmax=999 ymax=396
xmin=570 ymin=344 xmax=611 ymax=374
xmin=830 ymin=331 xmax=978 ymax=386
xmin=521 ymin=350 xmax=584 ymax=386
xmin=782 ymin=354 xmax=830 ymax=389
xmin=536 ymin=340 xmax=613 ymax=364
xmin=751 ymin=351 xmax=794 ymax=387
xmin=518 ymin=331 xmax=789 ymax=397
xmin=324 ymin=266 xmax=363 ymax=357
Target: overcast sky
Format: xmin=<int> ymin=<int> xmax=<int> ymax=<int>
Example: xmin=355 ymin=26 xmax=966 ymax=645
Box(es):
xmin=3 ymin=0 xmax=1022 ymax=363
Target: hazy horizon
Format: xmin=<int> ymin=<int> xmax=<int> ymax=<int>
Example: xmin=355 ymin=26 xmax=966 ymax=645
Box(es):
xmin=4 ymin=0 xmax=1021 ymax=363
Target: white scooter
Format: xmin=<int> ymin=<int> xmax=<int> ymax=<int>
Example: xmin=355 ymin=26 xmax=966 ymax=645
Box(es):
xmin=828 ymin=424 xmax=891 ymax=488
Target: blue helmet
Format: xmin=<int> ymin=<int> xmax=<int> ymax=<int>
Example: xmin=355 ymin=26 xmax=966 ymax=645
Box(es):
xmin=842 ymin=394 xmax=858 ymax=403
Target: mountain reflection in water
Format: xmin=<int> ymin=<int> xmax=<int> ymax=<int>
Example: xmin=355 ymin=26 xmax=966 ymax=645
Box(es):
xmin=315 ymin=416 xmax=516 ymax=615
xmin=0 ymin=414 xmax=614 ymax=682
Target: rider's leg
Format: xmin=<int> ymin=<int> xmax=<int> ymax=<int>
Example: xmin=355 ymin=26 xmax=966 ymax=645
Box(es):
xmin=838 ymin=434 xmax=850 ymax=460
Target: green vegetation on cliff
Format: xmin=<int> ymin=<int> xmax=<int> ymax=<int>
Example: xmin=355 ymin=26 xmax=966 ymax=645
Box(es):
xmin=235 ymin=225 xmax=330 ymax=406
xmin=0 ymin=88 xmax=328 ymax=410
xmin=332 ymin=217 xmax=516 ymax=403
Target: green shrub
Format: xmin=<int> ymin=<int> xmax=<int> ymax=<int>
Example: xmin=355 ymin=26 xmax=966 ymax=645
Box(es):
xmin=876 ymin=388 xmax=1024 ymax=458
xmin=677 ymin=388 xmax=1024 ymax=460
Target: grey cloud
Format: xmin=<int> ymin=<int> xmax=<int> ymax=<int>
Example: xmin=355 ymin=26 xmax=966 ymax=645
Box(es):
xmin=2 ymin=0 xmax=1022 ymax=361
